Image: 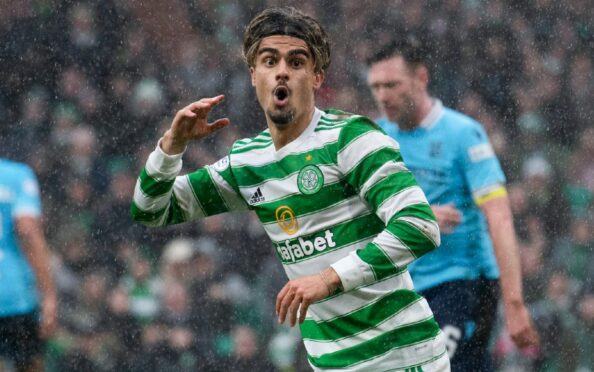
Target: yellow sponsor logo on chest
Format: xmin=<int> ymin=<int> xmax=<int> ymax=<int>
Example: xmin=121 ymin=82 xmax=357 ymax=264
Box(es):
xmin=275 ymin=205 xmax=299 ymax=235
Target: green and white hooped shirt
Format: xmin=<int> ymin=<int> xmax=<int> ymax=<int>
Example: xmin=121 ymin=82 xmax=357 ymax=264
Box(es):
xmin=132 ymin=108 xmax=447 ymax=371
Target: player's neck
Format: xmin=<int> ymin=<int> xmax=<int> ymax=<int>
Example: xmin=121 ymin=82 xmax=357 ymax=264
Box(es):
xmin=268 ymin=106 xmax=315 ymax=150
xmin=400 ymin=94 xmax=433 ymax=131
xmin=416 ymin=94 xmax=434 ymax=126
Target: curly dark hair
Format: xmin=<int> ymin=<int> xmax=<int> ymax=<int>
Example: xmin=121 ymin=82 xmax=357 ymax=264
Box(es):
xmin=243 ymin=7 xmax=331 ymax=73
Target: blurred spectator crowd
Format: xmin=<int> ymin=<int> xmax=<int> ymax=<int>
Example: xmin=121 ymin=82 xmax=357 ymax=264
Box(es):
xmin=0 ymin=0 xmax=593 ymax=371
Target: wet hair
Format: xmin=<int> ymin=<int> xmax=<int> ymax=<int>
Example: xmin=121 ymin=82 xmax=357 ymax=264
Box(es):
xmin=366 ymin=34 xmax=431 ymax=69
xmin=243 ymin=7 xmax=331 ymax=73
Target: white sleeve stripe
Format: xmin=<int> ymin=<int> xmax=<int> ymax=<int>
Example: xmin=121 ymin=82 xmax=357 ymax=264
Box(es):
xmin=145 ymin=143 xmax=184 ymax=181
xmin=133 ymin=175 xmax=206 ymax=220
xmin=331 ymin=251 xmax=376 ymax=292
xmin=375 ymin=229 xmax=417 ymax=265
xmin=376 ymin=186 xmax=429 ymax=224
xmin=133 ymin=181 xmax=172 ymax=212
xmin=174 ymin=176 xmax=206 ymax=219
xmin=338 ymin=131 xmax=399 ymax=174
xmin=360 ymin=161 xmax=408 ymax=198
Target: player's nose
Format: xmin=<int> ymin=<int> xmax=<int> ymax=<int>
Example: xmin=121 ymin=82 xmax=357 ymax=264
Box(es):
xmin=276 ymin=59 xmax=290 ymax=81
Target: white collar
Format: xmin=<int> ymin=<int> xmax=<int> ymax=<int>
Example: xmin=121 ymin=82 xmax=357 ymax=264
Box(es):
xmin=419 ymin=99 xmax=444 ymax=129
xmin=272 ymin=108 xmax=323 ymax=156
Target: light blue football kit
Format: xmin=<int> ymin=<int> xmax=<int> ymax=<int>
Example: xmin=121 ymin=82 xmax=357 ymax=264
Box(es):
xmin=0 ymin=159 xmax=42 ymax=317
xmin=378 ymin=100 xmax=506 ymax=370
xmin=377 ymin=100 xmax=504 ymax=291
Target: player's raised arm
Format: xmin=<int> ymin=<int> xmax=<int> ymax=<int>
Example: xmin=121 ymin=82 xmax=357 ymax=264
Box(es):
xmin=131 ymin=95 xmax=237 ymax=227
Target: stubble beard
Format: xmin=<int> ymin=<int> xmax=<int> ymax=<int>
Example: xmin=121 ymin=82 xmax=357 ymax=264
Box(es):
xmin=395 ymin=97 xmax=418 ymax=130
xmin=267 ymin=108 xmax=295 ymax=127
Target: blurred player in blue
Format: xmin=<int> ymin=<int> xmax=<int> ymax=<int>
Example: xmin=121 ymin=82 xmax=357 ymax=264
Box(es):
xmin=366 ymin=37 xmax=539 ymax=371
xmin=0 ymin=159 xmax=56 ymax=371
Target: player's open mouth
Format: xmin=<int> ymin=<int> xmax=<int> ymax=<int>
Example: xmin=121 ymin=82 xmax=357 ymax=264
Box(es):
xmin=273 ymin=86 xmax=290 ymax=106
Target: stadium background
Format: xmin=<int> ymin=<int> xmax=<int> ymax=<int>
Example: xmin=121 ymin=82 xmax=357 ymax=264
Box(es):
xmin=1 ymin=0 xmax=593 ymax=370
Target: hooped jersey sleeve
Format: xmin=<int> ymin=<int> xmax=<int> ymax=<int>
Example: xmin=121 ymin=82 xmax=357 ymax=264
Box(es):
xmin=131 ymin=141 xmax=248 ymax=227
xmin=329 ymin=117 xmax=441 ymax=292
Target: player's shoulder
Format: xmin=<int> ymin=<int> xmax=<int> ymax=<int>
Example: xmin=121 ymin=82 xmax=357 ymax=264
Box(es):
xmin=440 ymin=107 xmax=485 ymax=135
xmin=320 ymin=108 xmax=384 ymax=142
xmin=229 ymin=128 xmax=274 ymax=155
xmin=321 ymin=108 xmax=378 ymax=127
xmin=0 ymin=159 xmax=35 ymax=181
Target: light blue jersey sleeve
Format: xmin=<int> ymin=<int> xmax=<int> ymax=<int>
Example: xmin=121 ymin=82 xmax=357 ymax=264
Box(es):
xmin=0 ymin=160 xmax=42 ymax=316
xmin=457 ymin=122 xmax=506 ymax=198
xmin=13 ymin=166 xmax=42 ymax=219
xmin=457 ymin=121 xmax=505 ymax=279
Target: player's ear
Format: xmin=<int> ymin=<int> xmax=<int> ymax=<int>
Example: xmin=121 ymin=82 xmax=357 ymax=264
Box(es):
xmin=250 ymin=66 xmax=256 ymax=87
xmin=313 ymin=70 xmax=324 ymax=90
xmin=415 ymin=66 xmax=429 ymax=88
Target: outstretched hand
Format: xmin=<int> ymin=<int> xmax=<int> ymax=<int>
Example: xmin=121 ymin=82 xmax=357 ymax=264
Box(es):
xmin=276 ymin=268 xmax=341 ymax=327
xmin=161 ymin=95 xmax=230 ymax=154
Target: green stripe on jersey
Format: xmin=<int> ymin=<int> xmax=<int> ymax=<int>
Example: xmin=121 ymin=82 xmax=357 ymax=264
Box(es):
xmin=394 ymin=203 xmax=437 ymax=222
xmin=256 ymin=182 xmax=358 ymax=224
xmin=337 ymin=120 xmax=379 ymax=152
xmin=140 ymin=168 xmax=175 ymax=198
xmin=301 ymin=289 xmax=420 ymax=341
xmin=139 ymin=168 xmax=174 ymax=197
xmin=323 ymin=109 xmax=356 ymax=121
xmin=234 ymin=132 xmax=272 ymax=145
xmin=231 ymin=141 xmax=273 ymax=154
xmin=167 ymin=192 xmax=188 ymax=224
xmin=130 ymin=200 xmax=166 ymax=223
xmin=386 ymin=218 xmax=437 ymax=258
xmin=187 ymin=169 xmax=228 ymax=216
xmin=231 ymin=143 xmax=339 ymax=186
xmin=130 ymin=192 xmax=187 ymax=225
xmin=232 ymin=134 xmax=273 ymax=153
xmin=308 ymin=317 xmax=441 ymax=368
xmin=214 ymin=162 xmax=243 ymax=197
xmin=357 ymin=242 xmax=402 ymax=281
xmin=316 ymin=119 xmax=348 ymax=129
xmin=344 ymin=147 xmax=404 ymax=194
xmin=365 ymin=171 xmax=417 ymax=203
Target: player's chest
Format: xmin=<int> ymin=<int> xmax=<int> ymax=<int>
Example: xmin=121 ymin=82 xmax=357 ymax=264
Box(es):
xmin=396 ymin=135 xmax=461 ymax=187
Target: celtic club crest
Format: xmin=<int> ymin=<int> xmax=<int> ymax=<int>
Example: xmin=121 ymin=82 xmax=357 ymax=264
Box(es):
xmin=297 ymin=164 xmax=324 ymax=195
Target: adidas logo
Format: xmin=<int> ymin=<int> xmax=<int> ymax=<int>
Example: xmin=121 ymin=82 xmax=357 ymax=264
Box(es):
xmin=249 ymin=187 xmax=265 ymax=204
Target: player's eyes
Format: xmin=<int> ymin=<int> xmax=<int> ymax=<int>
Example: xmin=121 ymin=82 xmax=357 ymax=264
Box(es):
xmin=263 ymin=57 xmax=276 ymax=66
xmin=371 ymin=82 xmax=398 ymax=91
xmin=290 ymin=59 xmax=305 ymax=68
